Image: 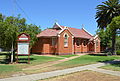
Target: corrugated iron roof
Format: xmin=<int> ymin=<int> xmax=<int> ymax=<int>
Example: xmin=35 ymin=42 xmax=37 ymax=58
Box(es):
xmin=37 ymin=29 xmax=60 ymax=37
xmin=37 ymin=25 xmax=93 ymax=39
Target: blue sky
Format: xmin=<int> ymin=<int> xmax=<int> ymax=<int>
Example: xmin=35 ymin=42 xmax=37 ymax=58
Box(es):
xmin=0 ymin=0 xmax=106 ymax=35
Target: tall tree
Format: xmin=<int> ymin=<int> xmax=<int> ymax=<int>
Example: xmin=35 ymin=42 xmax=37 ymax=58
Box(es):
xmin=0 ymin=14 xmax=41 ymax=51
xmin=109 ymin=16 xmax=120 ymax=50
xmin=25 ymin=24 xmax=41 ymax=48
xmin=0 ymin=13 xmax=41 ymax=63
xmin=95 ymin=0 xmax=120 ymax=54
xmin=96 ymin=27 xmax=112 ymax=49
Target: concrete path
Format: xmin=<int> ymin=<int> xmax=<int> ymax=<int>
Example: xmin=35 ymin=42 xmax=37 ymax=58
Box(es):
xmin=0 ymin=62 xmax=120 ymax=81
xmin=23 ymin=54 xmax=83 ymax=70
xmin=89 ymin=68 xmax=120 ymax=77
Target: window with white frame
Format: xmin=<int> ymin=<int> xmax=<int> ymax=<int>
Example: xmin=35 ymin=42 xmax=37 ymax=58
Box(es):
xmin=52 ymin=37 xmax=56 ymax=46
xmin=64 ymin=34 xmax=69 ymax=47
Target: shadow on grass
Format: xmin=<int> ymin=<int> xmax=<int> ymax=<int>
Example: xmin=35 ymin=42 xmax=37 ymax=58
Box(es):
xmin=88 ymin=54 xmax=107 ymax=56
xmin=88 ymin=53 xmax=120 ymax=67
xmin=0 ymin=52 xmax=11 ymax=64
xmin=0 ymin=52 xmax=36 ymax=64
xmin=102 ymin=60 xmax=120 ymax=67
xmin=17 ymin=57 xmax=35 ymax=64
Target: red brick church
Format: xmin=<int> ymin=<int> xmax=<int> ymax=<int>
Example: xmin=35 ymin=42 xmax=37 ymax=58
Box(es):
xmin=31 ymin=23 xmax=100 ymax=55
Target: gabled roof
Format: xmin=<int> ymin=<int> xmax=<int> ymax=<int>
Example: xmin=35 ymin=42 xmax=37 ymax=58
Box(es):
xmin=37 ymin=23 xmax=94 ymax=39
xmin=61 ymin=26 xmax=93 ymax=39
xmin=37 ymin=29 xmax=60 ymax=37
xmin=58 ymin=26 xmax=74 ymax=36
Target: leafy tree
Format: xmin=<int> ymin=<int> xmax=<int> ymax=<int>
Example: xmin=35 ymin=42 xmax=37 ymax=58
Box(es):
xmin=109 ymin=16 xmax=120 ymax=51
xmin=109 ymin=15 xmax=120 ymax=31
xmin=0 ymin=13 xmax=41 ymax=62
xmin=95 ymin=0 xmax=120 ymax=55
xmin=96 ymin=26 xmax=120 ymax=52
xmin=0 ymin=14 xmax=41 ymax=51
xmin=116 ymin=35 xmax=120 ymax=50
xmin=25 ymin=24 xmax=41 ymax=48
xmin=96 ymin=27 xmax=112 ymax=49
xmin=0 ymin=14 xmax=5 ymax=48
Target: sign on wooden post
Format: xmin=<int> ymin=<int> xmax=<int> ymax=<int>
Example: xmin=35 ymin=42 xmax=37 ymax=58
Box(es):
xmin=17 ymin=33 xmax=30 ymax=64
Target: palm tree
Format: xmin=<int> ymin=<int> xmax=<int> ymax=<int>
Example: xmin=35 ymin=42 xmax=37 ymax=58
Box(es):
xmin=96 ymin=0 xmax=120 ymax=55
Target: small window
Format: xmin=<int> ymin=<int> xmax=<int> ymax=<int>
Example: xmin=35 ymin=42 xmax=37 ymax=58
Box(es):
xmin=52 ymin=37 xmax=56 ymax=46
xmin=76 ymin=38 xmax=80 ymax=46
xmin=96 ymin=40 xmax=98 ymax=47
xmin=64 ymin=34 xmax=68 ymax=47
xmin=83 ymin=40 xmax=86 ymax=46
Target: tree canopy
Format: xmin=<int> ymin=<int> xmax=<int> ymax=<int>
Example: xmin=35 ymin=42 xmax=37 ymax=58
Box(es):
xmin=0 ymin=13 xmax=41 ymax=51
xmin=96 ymin=27 xmax=112 ymax=47
xmin=109 ymin=15 xmax=120 ymax=31
xmin=96 ymin=0 xmax=120 ymax=29
xmin=95 ymin=0 xmax=120 ymax=54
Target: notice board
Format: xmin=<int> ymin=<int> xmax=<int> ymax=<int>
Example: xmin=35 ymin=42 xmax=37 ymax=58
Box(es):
xmin=18 ymin=43 xmax=29 ymax=55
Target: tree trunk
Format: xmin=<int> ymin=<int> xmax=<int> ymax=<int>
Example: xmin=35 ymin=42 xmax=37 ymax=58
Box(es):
xmin=11 ymin=41 xmax=14 ymax=63
xmin=111 ymin=29 xmax=116 ymax=55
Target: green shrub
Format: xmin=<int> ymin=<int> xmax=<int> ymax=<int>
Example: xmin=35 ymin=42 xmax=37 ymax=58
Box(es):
xmin=116 ymin=50 xmax=120 ymax=55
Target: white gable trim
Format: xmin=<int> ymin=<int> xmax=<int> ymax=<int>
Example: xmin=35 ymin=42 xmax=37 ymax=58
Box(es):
xmin=94 ymin=35 xmax=100 ymax=40
xmin=58 ymin=27 xmax=74 ymax=36
xmin=94 ymin=35 xmax=98 ymax=39
xmin=82 ymin=28 xmax=93 ymax=36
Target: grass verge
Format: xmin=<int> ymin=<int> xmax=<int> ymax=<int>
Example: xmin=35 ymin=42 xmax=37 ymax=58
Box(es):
xmin=0 ymin=55 xmax=63 ymax=78
xmin=24 ymin=54 xmax=120 ymax=75
xmin=58 ymin=54 xmax=78 ymax=58
xmin=100 ymin=63 xmax=120 ymax=71
xmin=55 ymin=54 xmax=120 ymax=68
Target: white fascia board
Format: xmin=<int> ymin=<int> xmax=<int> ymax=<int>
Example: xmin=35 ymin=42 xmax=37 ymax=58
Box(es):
xmin=82 ymin=27 xmax=93 ymax=36
xmin=94 ymin=35 xmax=98 ymax=39
xmin=94 ymin=35 xmax=100 ymax=40
xmin=58 ymin=27 xmax=74 ymax=36
xmin=58 ymin=28 xmax=66 ymax=34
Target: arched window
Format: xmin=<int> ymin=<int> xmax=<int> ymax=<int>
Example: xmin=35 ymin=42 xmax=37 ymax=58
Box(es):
xmin=64 ymin=34 xmax=69 ymax=47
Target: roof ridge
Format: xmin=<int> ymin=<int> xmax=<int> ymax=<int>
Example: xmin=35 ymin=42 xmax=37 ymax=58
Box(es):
xmin=60 ymin=25 xmax=82 ymax=30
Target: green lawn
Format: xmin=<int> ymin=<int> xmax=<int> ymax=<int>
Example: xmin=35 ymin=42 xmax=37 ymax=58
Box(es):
xmin=55 ymin=54 xmax=120 ymax=68
xmin=0 ymin=54 xmax=120 ymax=78
xmin=59 ymin=54 xmax=78 ymax=58
xmin=0 ymin=55 xmax=63 ymax=78
xmin=18 ymin=55 xmax=63 ymax=65
xmin=100 ymin=63 xmax=120 ymax=71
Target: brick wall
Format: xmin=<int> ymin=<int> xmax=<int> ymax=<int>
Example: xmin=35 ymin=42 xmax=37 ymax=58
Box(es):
xmin=31 ymin=38 xmax=51 ymax=54
xmin=57 ymin=29 xmax=73 ymax=55
xmin=74 ymin=38 xmax=82 ymax=53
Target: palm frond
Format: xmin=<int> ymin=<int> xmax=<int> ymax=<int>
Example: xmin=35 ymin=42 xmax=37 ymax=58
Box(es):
xmin=95 ymin=0 xmax=120 ymax=28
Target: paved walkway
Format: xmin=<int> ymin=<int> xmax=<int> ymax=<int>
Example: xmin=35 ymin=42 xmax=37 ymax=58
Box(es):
xmin=0 ymin=62 xmax=120 ymax=81
xmin=23 ymin=54 xmax=83 ymax=70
